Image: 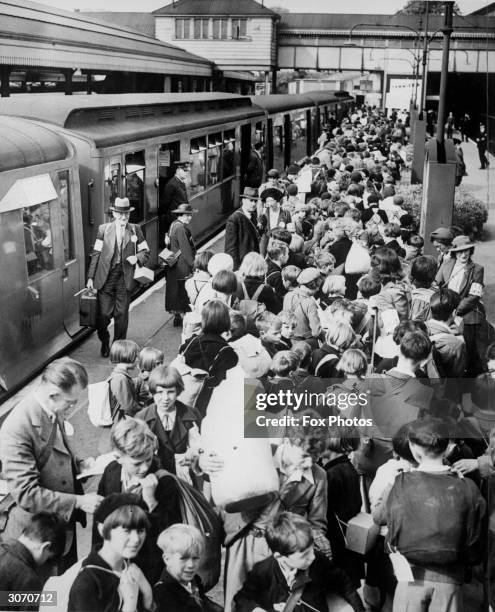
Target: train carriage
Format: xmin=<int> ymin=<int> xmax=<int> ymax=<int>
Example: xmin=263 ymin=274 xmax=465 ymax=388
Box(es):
xmin=0 ymin=91 xmax=352 ymax=396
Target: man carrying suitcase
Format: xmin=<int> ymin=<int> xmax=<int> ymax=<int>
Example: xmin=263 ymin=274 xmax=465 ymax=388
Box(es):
xmin=86 ymin=197 xmax=150 ymax=357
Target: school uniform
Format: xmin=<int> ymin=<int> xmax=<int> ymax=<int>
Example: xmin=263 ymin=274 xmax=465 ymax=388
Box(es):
xmin=154 ymin=570 xmax=221 ymax=612
xmin=0 ymin=541 xmax=43 ymax=610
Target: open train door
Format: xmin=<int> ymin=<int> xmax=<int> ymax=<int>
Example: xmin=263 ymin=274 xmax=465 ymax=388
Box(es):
xmin=240 ymin=123 xmax=251 ymax=192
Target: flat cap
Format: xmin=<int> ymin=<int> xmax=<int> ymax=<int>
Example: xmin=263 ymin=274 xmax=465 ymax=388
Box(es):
xmin=297 ymin=267 xmax=321 ymax=285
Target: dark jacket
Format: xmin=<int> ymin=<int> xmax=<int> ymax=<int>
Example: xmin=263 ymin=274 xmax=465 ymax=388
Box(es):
xmin=0 ymin=541 xmax=42 ymax=610
xmin=244 ymin=150 xmax=263 ymax=188
xmin=233 ymin=552 xmax=364 ymax=612
xmin=161 ymin=175 xmax=189 ymax=223
xmin=225 ymin=210 xmax=260 ymax=271
xmin=165 ymin=220 xmax=196 ymax=312
xmin=435 ymin=258 xmax=485 ymax=324
xmin=109 ymin=364 xmax=140 ymax=417
xmin=87 ymin=222 xmax=150 ymax=292
xmin=235 ymin=276 xmax=283 ymax=314
xmin=329 ymin=236 xmax=353 ymax=269
xmin=136 ymin=402 xmax=201 ymax=474
xmin=95 ymin=459 xmax=181 ymax=584
xmin=153 ymin=569 xmax=220 ymax=612
xmin=266 ymin=258 xmax=286 ymax=296
xmin=68 ymin=551 xmax=123 ymax=612
xmin=258 ymin=209 xmax=292 ymax=255
xmin=311 ymin=344 xmax=342 ymax=378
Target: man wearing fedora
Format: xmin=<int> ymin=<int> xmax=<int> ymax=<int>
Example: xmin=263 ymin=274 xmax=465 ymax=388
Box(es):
xmin=87 ymin=197 xmax=150 ymax=357
xmin=225 ymin=187 xmax=260 ymax=271
xmin=160 ymin=161 xmax=190 ymax=240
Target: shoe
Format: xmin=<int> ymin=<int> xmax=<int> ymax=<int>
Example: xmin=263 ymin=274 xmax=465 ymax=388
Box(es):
xmin=173 ymin=314 xmax=182 ymax=327
xmin=100 ymin=342 xmax=110 ymax=358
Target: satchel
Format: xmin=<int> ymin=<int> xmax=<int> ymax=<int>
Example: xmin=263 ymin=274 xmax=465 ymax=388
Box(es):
xmin=155 ymin=470 xmax=222 ymax=592
xmin=159 ymin=247 xmax=181 ymax=267
xmin=132 ymin=229 xmax=154 ymax=285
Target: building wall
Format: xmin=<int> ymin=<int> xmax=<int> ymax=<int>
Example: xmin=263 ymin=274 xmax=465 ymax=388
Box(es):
xmin=155 ymin=16 xmax=276 ymax=70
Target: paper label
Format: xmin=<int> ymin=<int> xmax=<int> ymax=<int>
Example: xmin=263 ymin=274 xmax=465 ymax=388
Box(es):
xmin=389 ymin=552 xmax=414 ymax=582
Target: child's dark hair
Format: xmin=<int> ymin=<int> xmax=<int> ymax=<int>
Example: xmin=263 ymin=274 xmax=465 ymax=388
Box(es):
xmin=110 ymin=340 xmax=139 ymax=365
xmin=392 ymin=423 xmax=417 ymax=464
xmin=194 ymin=251 xmax=213 ymax=273
xmin=410 ymin=255 xmax=437 ymax=289
xmin=138 ymin=347 xmax=164 ymax=372
xmin=357 ymin=275 xmax=381 ymax=299
xmin=408 ymin=234 xmax=424 ymax=249
xmin=408 ymin=417 xmax=450 ymax=456
xmin=322 ymin=424 xmax=360 ymax=455
xmin=212 ymin=270 xmax=238 ymax=296
xmin=229 ymin=311 xmax=247 ymax=340
xmin=101 ymin=504 xmax=150 ymax=540
xmin=21 ymin=512 xmax=67 ymax=559
xmin=430 ymin=288 xmax=459 ymax=322
xmin=291 ymin=341 xmax=311 ymax=369
xmin=265 ymin=512 xmax=314 ymax=556
xmin=400 ymin=331 xmax=431 ymax=362
xmin=471 ymin=373 xmax=495 ymax=412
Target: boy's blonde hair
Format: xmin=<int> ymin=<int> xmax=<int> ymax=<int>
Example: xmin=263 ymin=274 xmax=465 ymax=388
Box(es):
xmin=111 ymin=416 xmax=158 ymax=460
xmin=158 ymin=524 xmax=205 ymax=557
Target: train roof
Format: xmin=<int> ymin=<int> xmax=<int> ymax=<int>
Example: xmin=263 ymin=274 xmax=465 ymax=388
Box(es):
xmin=0 ymin=116 xmax=70 ymax=172
xmin=250 ymin=92 xmax=351 ymax=114
xmin=0 ymin=93 xmax=255 ymax=129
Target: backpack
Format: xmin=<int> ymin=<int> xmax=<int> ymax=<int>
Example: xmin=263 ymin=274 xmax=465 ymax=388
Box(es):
xmin=87 ymin=379 xmax=122 ymax=426
xmin=39 ymin=560 xmax=121 ymax=612
xmin=235 ymin=282 xmax=266 ymax=332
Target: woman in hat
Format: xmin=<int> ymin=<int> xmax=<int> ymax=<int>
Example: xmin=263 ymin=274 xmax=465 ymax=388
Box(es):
xmin=68 ymin=493 xmax=152 ymax=612
xmin=436 ymin=235 xmax=488 ymax=377
xmin=258 ymin=187 xmax=291 ymax=256
xmin=165 ymin=204 xmax=197 ymax=327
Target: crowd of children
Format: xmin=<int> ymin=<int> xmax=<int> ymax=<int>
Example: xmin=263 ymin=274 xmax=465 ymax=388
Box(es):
xmin=1 ymin=104 xmax=495 ymax=612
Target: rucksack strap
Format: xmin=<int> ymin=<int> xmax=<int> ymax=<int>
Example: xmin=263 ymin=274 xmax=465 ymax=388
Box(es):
xmin=315 ymin=353 xmax=339 ymax=376
xmin=241 ymin=282 xmax=249 ymax=300
xmin=251 ymin=284 xmax=265 ymax=301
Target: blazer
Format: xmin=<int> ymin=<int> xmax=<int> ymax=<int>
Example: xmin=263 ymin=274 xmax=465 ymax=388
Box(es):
xmin=435 ymin=259 xmax=485 ymax=324
xmin=153 ymin=570 xmax=219 ymax=612
xmin=135 ymin=401 xmax=201 ymax=474
xmin=0 ymin=395 xmax=83 ymax=549
xmin=225 ymin=210 xmax=260 ymax=270
xmin=87 ymin=222 xmax=150 ymax=291
xmin=233 ymin=553 xmax=363 ymax=612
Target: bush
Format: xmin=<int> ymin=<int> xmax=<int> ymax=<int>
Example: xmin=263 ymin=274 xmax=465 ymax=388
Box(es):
xmin=399 ymin=182 xmax=488 ymax=238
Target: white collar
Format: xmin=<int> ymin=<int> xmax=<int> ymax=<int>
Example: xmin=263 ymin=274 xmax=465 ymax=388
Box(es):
xmin=277 ymin=558 xmax=298 ymax=587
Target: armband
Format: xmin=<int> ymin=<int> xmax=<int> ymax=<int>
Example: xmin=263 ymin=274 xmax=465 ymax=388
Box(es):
xmin=469 ymin=282 xmax=483 ymax=297
xmin=137 ymin=240 xmax=149 ymax=252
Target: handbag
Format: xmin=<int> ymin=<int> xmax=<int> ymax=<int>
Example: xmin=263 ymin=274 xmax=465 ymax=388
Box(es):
xmin=132 ymin=228 xmax=154 ymax=285
xmin=159 ymin=247 xmax=181 ymax=267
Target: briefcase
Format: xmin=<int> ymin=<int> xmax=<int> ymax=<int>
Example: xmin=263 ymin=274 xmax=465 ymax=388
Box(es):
xmin=80 ymin=289 xmax=98 ymax=327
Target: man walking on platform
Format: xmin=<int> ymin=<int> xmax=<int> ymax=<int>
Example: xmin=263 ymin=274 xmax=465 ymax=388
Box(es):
xmin=225 ymin=187 xmax=260 ymax=270
xmin=476 ymin=124 xmax=489 ymax=170
xmin=86 ymin=197 xmax=150 ymax=357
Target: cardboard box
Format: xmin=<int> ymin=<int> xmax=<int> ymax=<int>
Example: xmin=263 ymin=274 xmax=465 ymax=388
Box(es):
xmin=345 ymin=512 xmax=379 ymax=555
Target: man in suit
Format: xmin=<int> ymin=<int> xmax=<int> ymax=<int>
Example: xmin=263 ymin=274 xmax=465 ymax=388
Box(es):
xmin=160 ymin=161 xmax=190 ymax=237
xmin=86 ymin=197 xmax=150 ymax=357
xmin=244 ymin=142 xmax=264 ymax=189
xmin=225 ymin=188 xmax=261 ymax=270
xmin=0 ymin=359 xmax=102 ymax=572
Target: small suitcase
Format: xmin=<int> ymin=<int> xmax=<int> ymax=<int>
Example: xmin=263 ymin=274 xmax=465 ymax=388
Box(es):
xmin=79 ymin=289 xmax=98 ymax=327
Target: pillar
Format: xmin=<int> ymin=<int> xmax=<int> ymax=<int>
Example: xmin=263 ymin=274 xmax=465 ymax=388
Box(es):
xmin=163 ymin=76 xmax=171 ymax=93
xmin=421 ymin=139 xmax=457 ymax=256
xmin=271 ymin=69 xmax=277 ymax=94
xmin=63 ymin=69 xmax=74 ymax=95
xmin=86 ymin=71 xmax=93 ymax=95
xmin=411 ymin=118 xmax=427 ymax=184
xmin=264 ymin=71 xmax=270 ymax=95
xmin=1 ymin=66 xmax=11 ymax=98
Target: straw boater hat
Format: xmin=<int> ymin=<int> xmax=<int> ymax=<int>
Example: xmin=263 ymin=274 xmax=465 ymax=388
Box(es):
xmin=110 ymin=197 xmax=134 ymax=213
xmin=449 ymin=235 xmax=476 ymax=252
xmin=171 ymin=203 xmax=197 ymax=215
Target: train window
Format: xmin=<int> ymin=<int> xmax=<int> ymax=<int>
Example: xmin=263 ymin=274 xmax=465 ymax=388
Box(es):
xmin=125 ymin=151 xmax=145 ymax=223
xmin=273 ymin=116 xmax=284 ymax=172
xmin=207 ymin=133 xmax=222 ymax=186
xmin=222 ymin=130 xmax=236 ymax=180
xmin=290 ymin=112 xmax=307 ymax=164
xmin=189 ymin=137 xmax=206 ymax=198
xmin=58 ymin=171 xmax=74 ymax=262
xmin=23 ymin=203 xmax=54 ymax=277
xmin=255 ymin=122 xmax=265 ymax=146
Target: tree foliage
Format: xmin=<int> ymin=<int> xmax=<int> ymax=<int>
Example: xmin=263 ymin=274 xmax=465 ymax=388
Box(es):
xmin=268 ymin=5 xmax=290 ymax=13
xmin=396 ymin=1 xmax=460 ymax=15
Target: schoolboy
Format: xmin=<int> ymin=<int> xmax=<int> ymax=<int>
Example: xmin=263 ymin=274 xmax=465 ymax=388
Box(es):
xmin=233 ymin=512 xmax=364 ymax=612
xmin=256 ymin=312 xmax=286 ymax=358
xmin=154 ymin=524 xmax=221 ymax=612
xmin=0 ymin=512 xmax=66 ymax=609
xmin=386 ymin=418 xmax=485 ymax=612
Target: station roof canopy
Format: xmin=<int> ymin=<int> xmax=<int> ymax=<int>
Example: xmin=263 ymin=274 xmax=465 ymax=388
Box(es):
xmin=80 ymin=12 xmax=156 ymax=38
xmin=0 ymin=0 xmax=213 ymax=77
xmin=279 ymin=12 xmax=495 ymax=38
xmin=0 ymin=116 xmax=70 ymax=171
xmin=153 ymin=0 xmax=279 ymax=17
